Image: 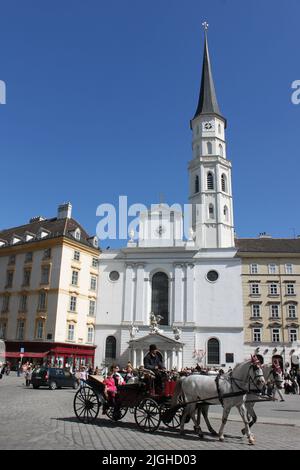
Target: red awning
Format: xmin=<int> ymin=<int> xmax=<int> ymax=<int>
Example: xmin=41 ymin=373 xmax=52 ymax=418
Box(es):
xmin=5 ymin=351 xmax=50 ymax=358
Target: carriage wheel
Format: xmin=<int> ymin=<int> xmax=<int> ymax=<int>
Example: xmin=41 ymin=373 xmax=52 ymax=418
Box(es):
xmin=134 ymin=398 xmax=161 ymax=433
xmin=106 ymin=406 xmax=128 ymax=422
xmin=160 ymin=403 xmax=182 ymax=429
xmin=73 ymin=385 xmax=100 ymax=424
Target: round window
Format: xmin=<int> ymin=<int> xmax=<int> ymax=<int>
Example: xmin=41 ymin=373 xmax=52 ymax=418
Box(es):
xmin=109 ymin=271 xmax=120 ymax=282
xmin=206 ymin=270 xmax=219 ymax=282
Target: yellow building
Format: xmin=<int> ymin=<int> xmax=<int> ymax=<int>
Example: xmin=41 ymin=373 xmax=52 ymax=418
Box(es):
xmin=237 ymin=236 xmax=300 ymax=368
xmin=0 ymin=203 xmax=100 ymax=368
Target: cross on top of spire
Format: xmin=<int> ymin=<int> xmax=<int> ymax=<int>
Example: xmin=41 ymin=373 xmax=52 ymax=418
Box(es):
xmin=202 ymin=21 xmax=209 ymax=31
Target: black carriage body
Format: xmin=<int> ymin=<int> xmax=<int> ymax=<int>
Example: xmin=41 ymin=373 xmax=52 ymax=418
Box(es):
xmin=73 ymin=375 xmax=181 ymax=432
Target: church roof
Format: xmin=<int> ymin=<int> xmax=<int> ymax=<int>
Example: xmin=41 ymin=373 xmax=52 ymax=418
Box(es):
xmin=193 ymin=32 xmax=225 ymax=124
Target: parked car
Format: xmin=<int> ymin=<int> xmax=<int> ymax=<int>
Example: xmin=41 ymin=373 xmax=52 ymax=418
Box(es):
xmin=31 ymin=367 xmax=78 ymax=390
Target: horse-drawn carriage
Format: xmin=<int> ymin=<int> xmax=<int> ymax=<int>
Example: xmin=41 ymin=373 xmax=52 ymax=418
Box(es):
xmin=73 ymin=370 xmax=182 ymax=433
xmin=73 ymin=357 xmax=282 ymax=445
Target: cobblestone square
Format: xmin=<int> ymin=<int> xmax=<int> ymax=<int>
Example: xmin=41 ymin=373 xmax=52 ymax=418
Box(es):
xmin=0 ymin=375 xmax=300 ymax=451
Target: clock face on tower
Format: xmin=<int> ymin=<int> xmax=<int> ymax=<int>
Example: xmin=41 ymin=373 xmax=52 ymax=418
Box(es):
xmin=203 ymin=121 xmax=214 ymax=131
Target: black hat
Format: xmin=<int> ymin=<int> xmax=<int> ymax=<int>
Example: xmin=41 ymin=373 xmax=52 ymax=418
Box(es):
xmin=149 ymin=344 xmax=157 ymax=351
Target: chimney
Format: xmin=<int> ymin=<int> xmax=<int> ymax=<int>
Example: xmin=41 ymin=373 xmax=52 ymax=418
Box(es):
xmin=57 ymin=202 xmax=72 ymax=219
xmin=29 ymin=216 xmax=46 ymax=223
xmin=258 ymin=232 xmax=272 ymax=239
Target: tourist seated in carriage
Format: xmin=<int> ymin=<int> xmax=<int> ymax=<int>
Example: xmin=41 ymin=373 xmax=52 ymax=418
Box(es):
xmin=124 ymin=364 xmax=134 ymax=383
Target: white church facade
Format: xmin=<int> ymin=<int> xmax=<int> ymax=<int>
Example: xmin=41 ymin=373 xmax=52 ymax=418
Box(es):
xmin=94 ymin=30 xmax=244 ymax=370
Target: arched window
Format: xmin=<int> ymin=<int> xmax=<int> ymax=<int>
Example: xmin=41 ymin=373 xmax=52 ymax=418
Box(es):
xmin=223 ymin=205 xmax=228 ymax=221
xmin=207 ymin=142 xmax=212 ymax=154
xmin=219 ymin=144 xmax=224 ymax=157
xmin=207 ymin=172 xmax=214 ymax=190
xmin=151 ymin=272 xmax=169 ymax=326
xmin=218 ymin=123 xmax=221 ymax=134
xmin=195 ymin=175 xmax=199 ymax=193
xmin=105 ymin=336 xmax=116 ymax=360
xmin=209 ymin=204 xmax=214 ymax=219
xmin=221 ymin=174 xmax=227 ymax=192
xmin=207 ymin=338 xmax=220 ymax=365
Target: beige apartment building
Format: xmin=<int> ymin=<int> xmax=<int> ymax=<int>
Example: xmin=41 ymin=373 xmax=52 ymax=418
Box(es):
xmin=237 ymin=236 xmax=300 ymax=368
xmin=0 ymin=203 xmax=100 ymax=368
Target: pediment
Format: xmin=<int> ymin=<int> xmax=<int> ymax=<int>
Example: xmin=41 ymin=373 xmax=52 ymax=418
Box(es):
xmin=129 ymin=332 xmax=183 ymax=349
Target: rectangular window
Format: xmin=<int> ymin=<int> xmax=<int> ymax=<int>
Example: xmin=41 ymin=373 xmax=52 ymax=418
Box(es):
xmin=2 ymin=295 xmax=10 ymax=312
xmin=87 ymin=327 xmax=94 ymax=344
xmin=36 ymin=320 xmax=44 ymax=339
xmin=92 ymin=258 xmax=98 ymax=268
xmin=41 ymin=265 xmax=50 ymax=284
xmin=43 ymin=248 xmax=51 ymax=259
xmin=268 ymin=263 xmax=277 ymax=274
xmin=250 ymin=283 xmax=260 ymax=295
xmin=71 ymin=270 xmax=79 ymax=286
xmin=17 ymin=320 xmax=25 ymax=340
xmin=288 ymin=304 xmax=297 ymax=318
xmin=23 ymin=269 xmax=31 ymax=287
xmin=69 ymin=296 xmax=77 ymax=312
xmin=270 ymin=304 xmax=280 ymax=318
xmin=68 ymin=324 xmax=75 ymax=341
xmin=272 ymin=328 xmax=280 ymax=343
xmin=285 ymin=264 xmax=293 ymax=275
xmin=89 ymin=300 xmax=96 ymax=316
xmin=74 ymin=250 xmax=80 ymax=261
xmin=289 ymin=329 xmax=298 ymax=342
xmin=250 ymin=264 xmax=258 ymax=274
xmin=38 ymin=291 xmax=47 ymax=310
xmin=19 ymin=295 xmax=28 ymax=312
xmin=286 ymin=283 xmax=295 ymax=295
xmin=8 ymin=255 xmax=16 ymax=265
xmin=251 ymin=304 xmax=261 ymax=318
xmin=6 ymin=271 xmax=14 ymax=288
xmin=90 ymin=276 xmax=97 ymax=291
xmin=253 ymin=328 xmax=261 ymax=342
xmin=25 ymin=252 xmax=33 ymax=263
xmin=269 ymin=283 xmax=279 ymax=295
xmin=0 ymin=322 xmax=6 ymax=339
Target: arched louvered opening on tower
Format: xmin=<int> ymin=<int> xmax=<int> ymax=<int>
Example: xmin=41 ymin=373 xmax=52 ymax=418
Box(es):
xmin=207 ymin=141 xmax=213 ymax=154
xmin=207 ymin=172 xmax=214 ymax=190
xmin=221 ymin=173 xmax=227 ymax=192
xmin=195 ymin=175 xmax=200 ymax=193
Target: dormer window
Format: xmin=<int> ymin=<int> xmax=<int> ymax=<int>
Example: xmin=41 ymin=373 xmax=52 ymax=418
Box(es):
xmin=74 ymin=229 xmax=81 ymax=240
xmin=38 ymin=228 xmax=50 ymax=239
xmin=11 ymin=235 xmax=22 ymax=245
xmin=25 ymin=232 xmax=35 ymax=242
xmin=93 ymin=237 xmax=98 ymax=248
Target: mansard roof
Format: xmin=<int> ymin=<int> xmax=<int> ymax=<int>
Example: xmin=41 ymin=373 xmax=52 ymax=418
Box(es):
xmin=236 ymin=238 xmax=300 ymax=254
xmin=0 ymin=217 xmax=99 ymax=250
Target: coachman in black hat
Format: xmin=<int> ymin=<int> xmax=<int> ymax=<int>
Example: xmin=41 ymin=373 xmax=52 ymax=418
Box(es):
xmin=143 ymin=344 xmax=164 ymax=393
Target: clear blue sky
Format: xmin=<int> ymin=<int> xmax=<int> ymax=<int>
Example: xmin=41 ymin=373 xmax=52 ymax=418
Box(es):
xmin=0 ymin=0 xmax=299 ymax=246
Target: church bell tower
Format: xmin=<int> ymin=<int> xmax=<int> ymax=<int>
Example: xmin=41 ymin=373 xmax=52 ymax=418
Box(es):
xmin=189 ymin=23 xmax=235 ymax=249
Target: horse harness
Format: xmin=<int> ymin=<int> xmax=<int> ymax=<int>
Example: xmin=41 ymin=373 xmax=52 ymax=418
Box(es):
xmin=215 ymin=364 xmax=263 ymax=408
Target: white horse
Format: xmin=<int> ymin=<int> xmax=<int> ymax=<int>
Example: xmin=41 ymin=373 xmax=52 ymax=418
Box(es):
xmin=171 ymin=357 xmax=265 ymax=445
xmin=241 ymin=362 xmax=284 ymax=434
